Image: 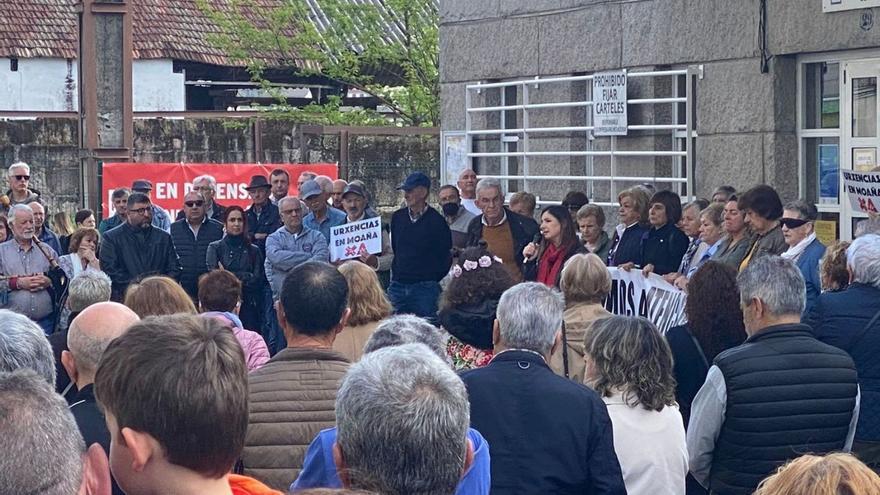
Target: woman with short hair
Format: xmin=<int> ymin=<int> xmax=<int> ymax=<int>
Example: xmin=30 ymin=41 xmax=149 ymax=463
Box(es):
xmin=583 ymin=315 xmax=688 ymax=495
xmin=124 ymin=275 xmax=196 ymax=318
xmin=712 ymin=195 xmax=752 ymax=269
xmin=621 ymin=190 xmax=689 ymax=276
xmin=333 ymin=261 xmax=393 ymax=362
xmin=754 ymin=453 xmax=880 ymax=495
xmin=607 ymin=186 xmax=651 ymax=266
xmin=737 ymin=185 xmax=787 ymax=271
xmin=576 ymin=204 xmax=611 ymax=262
xmin=781 ymin=200 xmax=826 ymax=315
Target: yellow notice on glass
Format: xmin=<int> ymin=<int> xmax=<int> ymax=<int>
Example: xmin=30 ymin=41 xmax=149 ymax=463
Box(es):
xmin=814 ymin=220 xmax=837 ymax=246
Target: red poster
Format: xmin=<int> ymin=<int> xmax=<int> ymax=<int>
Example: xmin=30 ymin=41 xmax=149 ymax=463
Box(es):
xmin=101 ymin=163 xmax=338 ymax=219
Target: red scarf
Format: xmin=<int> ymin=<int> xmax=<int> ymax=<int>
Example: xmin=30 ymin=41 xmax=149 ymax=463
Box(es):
xmin=537 ymin=242 xmax=569 ymax=287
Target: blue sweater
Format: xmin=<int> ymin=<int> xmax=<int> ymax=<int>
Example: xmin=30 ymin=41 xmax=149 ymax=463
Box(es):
xmin=390 ymin=206 xmax=452 ymax=283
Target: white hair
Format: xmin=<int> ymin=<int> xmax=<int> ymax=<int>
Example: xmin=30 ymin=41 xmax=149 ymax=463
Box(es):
xmin=475 ymin=177 xmax=503 ymax=197
xmin=496 ymin=282 xmax=565 ymax=355
xmin=0 ymin=309 xmax=56 ymax=385
xmin=192 ymin=174 xmax=217 ymax=189
xmin=738 ymin=256 xmax=805 ymax=316
xmin=7 ymin=162 xmax=29 ymax=176
xmin=363 ymin=315 xmax=447 ymax=362
xmin=336 ymin=343 xmax=469 ymax=495
xmin=7 ymin=204 xmax=34 ymax=226
xmin=847 ymin=234 xmax=880 ymax=288
xmin=315 ymin=175 xmax=333 ymax=194
xmin=67 ymin=270 xmax=112 ymax=312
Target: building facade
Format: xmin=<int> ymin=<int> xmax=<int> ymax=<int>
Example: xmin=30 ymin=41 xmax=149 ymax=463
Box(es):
xmin=440 ymin=0 xmax=880 ymax=239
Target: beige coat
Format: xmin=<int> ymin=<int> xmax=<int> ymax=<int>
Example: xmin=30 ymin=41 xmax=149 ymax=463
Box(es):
xmin=550 ymin=302 xmax=610 ymax=384
xmin=332 ymin=320 xmax=381 ymax=362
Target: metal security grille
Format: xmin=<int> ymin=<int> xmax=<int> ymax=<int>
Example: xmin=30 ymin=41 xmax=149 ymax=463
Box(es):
xmin=464 ymin=66 xmax=702 ymax=206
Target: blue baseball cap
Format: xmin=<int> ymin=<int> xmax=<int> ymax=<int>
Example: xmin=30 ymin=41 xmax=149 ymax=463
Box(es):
xmin=299 ymin=179 xmax=323 ymax=199
xmin=397 ymin=171 xmax=431 ymax=191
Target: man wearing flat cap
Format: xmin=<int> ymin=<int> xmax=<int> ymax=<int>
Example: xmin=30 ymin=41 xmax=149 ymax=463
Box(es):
xmin=244 ymin=175 xmax=282 ymax=349
xmin=340 ymin=183 xmax=393 ymax=272
xmin=388 ymin=172 xmax=451 ymax=319
xmin=131 ymin=179 xmax=172 ymax=233
xmin=300 ymin=179 xmax=346 ymax=243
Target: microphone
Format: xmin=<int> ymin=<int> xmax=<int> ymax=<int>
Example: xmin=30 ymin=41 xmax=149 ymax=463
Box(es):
xmin=523 ymin=232 xmax=542 ymax=264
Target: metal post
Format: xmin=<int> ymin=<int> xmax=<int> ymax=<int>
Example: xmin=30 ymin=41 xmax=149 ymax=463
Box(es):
xmin=465 ymin=88 xmax=473 ymax=170
xmin=500 ymin=88 xmax=509 ymax=193
xmin=522 ymin=82 xmax=530 ymax=192
xmin=686 ymin=67 xmax=696 ymax=201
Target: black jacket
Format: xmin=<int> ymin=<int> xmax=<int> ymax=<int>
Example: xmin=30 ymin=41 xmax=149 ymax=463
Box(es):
xmin=175 ymin=201 xmax=227 ymax=222
xmin=390 ymin=206 xmax=452 ymax=283
xmin=207 ymin=235 xmax=266 ymax=331
xmin=70 ymin=384 xmax=125 ymax=495
xmin=523 ymin=242 xmax=588 ymax=287
xmin=465 ymin=208 xmax=539 ymax=274
xmin=438 ymin=299 xmax=498 ymax=350
xmin=640 ymin=223 xmax=690 ymax=275
xmin=709 ymin=324 xmax=858 ymax=495
xmin=607 ymin=223 xmax=649 ymax=266
xmin=665 ymin=324 xmax=710 ymax=428
xmin=171 ymin=218 xmax=225 ymax=299
xmin=460 ymin=350 xmax=626 ymax=495
xmin=246 ymin=202 xmax=282 ymax=254
xmin=102 ymin=223 xmax=182 ymax=301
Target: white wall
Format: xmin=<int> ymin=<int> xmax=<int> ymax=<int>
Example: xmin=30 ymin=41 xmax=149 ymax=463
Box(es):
xmin=0 ymin=58 xmax=185 ymax=112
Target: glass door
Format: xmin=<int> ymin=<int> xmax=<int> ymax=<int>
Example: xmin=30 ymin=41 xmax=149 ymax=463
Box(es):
xmin=842 ymin=60 xmax=880 ymax=239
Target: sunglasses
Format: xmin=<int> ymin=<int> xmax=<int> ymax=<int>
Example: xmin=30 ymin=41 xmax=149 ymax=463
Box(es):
xmin=13 ymin=175 xmax=30 ymax=181
xmin=780 ymin=217 xmax=809 ymax=229
xmin=185 ymin=200 xmax=205 ymax=207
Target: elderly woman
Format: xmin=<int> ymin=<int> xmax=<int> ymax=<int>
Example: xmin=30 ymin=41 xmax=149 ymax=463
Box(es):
xmin=552 ymin=253 xmax=611 ymax=382
xmin=333 ymin=261 xmax=392 ymax=362
xmin=607 ymin=186 xmax=651 ymax=266
xmin=819 ymin=241 xmax=850 ymax=293
xmin=712 ymin=195 xmax=752 ymax=268
xmin=58 ymin=228 xmax=101 ymax=279
xmin=576 ymin=204 xmax=611 ymax=262
xmin=781 ymin=200 xmax=826 ymax=315
xmin=584 ymin=315 xmax=688 ymax=495
xmin=675 ymin=199 xmax=710 ymax=278
xmin=522 ymin=205 xmax=586 ymax=287
xmin=669 ymin=203 xmax=726 ymax=291
xmin=737 ymin=185 xmax=787 ymax=271
xmin=439 ymin=241 xmax=515 ymax=369
xmin=620 ymin=190 xmax=689 ymax=276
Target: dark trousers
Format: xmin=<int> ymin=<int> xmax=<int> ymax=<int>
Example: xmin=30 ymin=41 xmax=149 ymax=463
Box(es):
xmin=262 ymin=285 xmax=287 ymax=355
xmin=853 ymin=439 xmax=880 ymax=472
xmin=387 ymin=280 xmax=441 ymax=322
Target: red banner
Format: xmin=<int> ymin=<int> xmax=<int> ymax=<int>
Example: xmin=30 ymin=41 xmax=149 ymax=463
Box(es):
xmin=101 ymin=162 xmax=338 ymax=219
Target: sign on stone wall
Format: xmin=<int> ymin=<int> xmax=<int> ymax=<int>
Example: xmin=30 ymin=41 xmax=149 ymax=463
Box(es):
xmin=592 ymin=71 xmax=628 ymax=136
xmin=823 ymin=0 xmax=880 ymax=13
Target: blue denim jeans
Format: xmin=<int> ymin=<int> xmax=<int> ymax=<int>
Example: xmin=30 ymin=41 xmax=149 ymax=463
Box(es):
xmin=387 ymin=280 xmax=441 ymax=322
xmin=262 ymin=285 xmax=287 ymax=355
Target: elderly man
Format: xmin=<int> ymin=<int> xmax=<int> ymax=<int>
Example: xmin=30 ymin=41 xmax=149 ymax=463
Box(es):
xmin=300 ymin=179 xmax=346 ymax=243
xmin=688 ymin=256 xmax=859 ymax=495
xmin=130 ymin=179 xmax=172 ymax=232
xmin=270 ymin=168 xmax=290 ymax=205
xmin=807 ymin=234 xmax=880 ymax=469
xmin=243 ymin=261 xmax=351 ymax=490
xmin=439 ymin=184 xmax=476 ymax=250
xmin=389 ymin=172 xmax=452 ymax=318
xmin=465 ymin=177 xmax=538 ymax=282
xmin=99 ymin=188 xmax=130 ymax=234
xmin=330 ymin=179 xmax=347 ymax=210
xmin=176 ymin=175 xmax=226 ymax=222
xmin=63 ymin=302 xmax=139 ymax=495
xmin=28 ymin=200 xmax=62 ymax=255
xmin=460 ymin=282 xmax=625 ymax=494
xmin=340 ymin=183 xmax=393 ymax=272
xmin=101 ymin=192 xmax=181 ymax=301
xmin=335 ymin=344 xmax=474 ymax=495
xmin=297 ymin=170 xmax=317 ymax=191
xmin=0 ymin=370 xmax=112 ymax=495
xmin=457 ymin=168 xmax=481 ymax=215
xmin=0 ymin=308 xmax=55 ymax=383
xmin=0 ymin=205 xmax=58 ymax=333
xmin=170 ymin=190 xmax=224 ymax=299
xmin=244 ymin=175 xmax=281 ymax=254
xmin=2 ymin=161 xmax=41 ymax=215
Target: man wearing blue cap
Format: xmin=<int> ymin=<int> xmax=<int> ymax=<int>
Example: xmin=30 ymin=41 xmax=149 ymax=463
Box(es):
xmin=389 ymin=171 xmax=452 ymax=318
xmin=300 ymin=179 xmax=346 ymax=243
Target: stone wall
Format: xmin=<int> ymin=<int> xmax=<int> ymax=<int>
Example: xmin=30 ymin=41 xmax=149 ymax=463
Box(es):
xmin=0 ymin=117 xmax=439 ymax=217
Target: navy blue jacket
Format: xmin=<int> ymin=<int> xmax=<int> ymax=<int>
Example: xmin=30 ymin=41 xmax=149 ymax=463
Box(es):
xmin=245 ymin=202 xmax=281 ymax=255
xmin=807 ymin=283 xmax=880 ymax=441
xmin=795 ymin=238 xmax=826 ymax=316
xmin=170 ymin=218 xmax=225 ymax=299
xmin=460 ymin=350 xmax=626 ymax=495
xmin=607 ymin=223 xmax=648 ymax=266
xmin=640 ymin=223 xmax=690 ymax=275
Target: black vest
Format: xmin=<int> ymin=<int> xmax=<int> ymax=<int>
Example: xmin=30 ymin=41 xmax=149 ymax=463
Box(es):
xmin=709 ymin=324 xmax=858 ymax=495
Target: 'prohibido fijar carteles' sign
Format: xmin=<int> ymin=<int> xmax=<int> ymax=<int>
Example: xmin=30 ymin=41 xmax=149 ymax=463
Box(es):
xmin=592 ymin=71 xmax=628 ymax=136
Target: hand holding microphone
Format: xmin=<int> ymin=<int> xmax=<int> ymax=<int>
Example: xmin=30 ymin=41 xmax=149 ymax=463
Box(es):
xmin=522 ymin=232 xmax=542 ymax=264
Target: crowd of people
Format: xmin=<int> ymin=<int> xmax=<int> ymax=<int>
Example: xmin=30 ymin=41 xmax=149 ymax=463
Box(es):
xmin=3 ymin=159 xmax=880 ymax=495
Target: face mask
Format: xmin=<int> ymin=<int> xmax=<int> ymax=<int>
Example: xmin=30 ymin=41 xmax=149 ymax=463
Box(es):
xmin=442 ymin=202 xmax=460 ymax=217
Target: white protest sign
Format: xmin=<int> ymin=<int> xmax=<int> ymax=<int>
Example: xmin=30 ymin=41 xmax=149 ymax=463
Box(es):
xmin=603 ymin=267 xmax=687 ymax=333
xmin=329 ymin=217 xmax=383 ymax=262
xmin=592 ymin=71 xmax=628 ymax=136
xmin=842 ymin=170 xmax=880 ymax=215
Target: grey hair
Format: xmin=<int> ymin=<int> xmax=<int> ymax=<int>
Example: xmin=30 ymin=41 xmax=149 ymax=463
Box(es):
xmin=8 ymin=161 xmax=29 ymax=176
xmin=315 ymin=175 xmax=333 ymax=194
xmin=0 ymin=370 xmax=85 ymax=495
xmin=7 ymin=204 xmax=33 ymax=225
xmin=855 ymin=217 xmax=880 ymax=238
xmin=336 ymin=343 xmax=469 ymax=495
xmin=738 ymin=256 xmax=805 ymax=316
xmin=496 ymin=282 xmax=565 ymax=355
xmin=192 ymin=174 xmax=217 ymax=189
xmin=67 ymin=270 xmax=112 ymax=312
xmin=475 ymin=177 xmax=502 ymax=197
xmin=363 ymin=315 xmax=447 ymax=362
xmin=783 ymin=199 xmax=818 ymax=221
xmin=847 ymin=234 xmax=880 ymax=288
xmin=0 ymin=309 xmax=55 ymax=385
xmin=278 ymin=195 xmax=301 ymax=210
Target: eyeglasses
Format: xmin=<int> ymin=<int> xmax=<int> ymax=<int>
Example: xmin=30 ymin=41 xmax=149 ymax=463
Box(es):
xmin=780 ymin=217 xmax=809 ymax=229
xmin=128 ymin=207 xmax=151 ymax=215
xmin=13 ymin=175 xmax=29 ymax=181
xmin=281 ymin=208 xmax=303 ymax=215
xmin=185 ymin=200 xmax=205 ymax=207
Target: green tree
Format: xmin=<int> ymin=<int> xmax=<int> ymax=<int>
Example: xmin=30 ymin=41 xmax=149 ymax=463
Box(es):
xmin=197 ymin=0 xmax=439 ymax=127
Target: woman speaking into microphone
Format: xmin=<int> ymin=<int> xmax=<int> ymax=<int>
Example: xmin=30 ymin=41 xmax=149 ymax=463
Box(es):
xmin=522 ymin=205 xmax=586 ymax=288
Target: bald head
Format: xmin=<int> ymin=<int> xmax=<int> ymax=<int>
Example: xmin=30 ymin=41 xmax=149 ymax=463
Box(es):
xmin=67 ymin=302 xmax=140 ymax=377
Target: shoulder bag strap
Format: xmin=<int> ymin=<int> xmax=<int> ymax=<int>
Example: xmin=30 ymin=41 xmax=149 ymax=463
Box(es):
xmin=847 ymin=306 xmax=880 ymax=352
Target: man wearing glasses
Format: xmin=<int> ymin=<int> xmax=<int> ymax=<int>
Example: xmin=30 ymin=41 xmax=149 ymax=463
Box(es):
xmin=171 ymin=190 xmax=224 ymax=300
xmin=101 ymin=192 xmax=182 ymax=301
xmin=175 ymin=175 xmax=226 ymax=222
xmin=2 ymin=162 xmax=41 ymax=216
xmin=130 ymin=179 xmax=172 ymax=233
